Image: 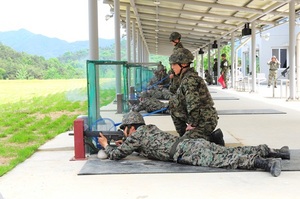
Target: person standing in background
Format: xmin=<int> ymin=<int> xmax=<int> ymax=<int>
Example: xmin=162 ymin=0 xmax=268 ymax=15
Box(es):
xmin=267 ymin=56 xmax=280 ymax=88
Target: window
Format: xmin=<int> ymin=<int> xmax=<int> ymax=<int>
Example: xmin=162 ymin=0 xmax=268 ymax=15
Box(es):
xmin=272 ymin=48 xmax=287 ymax=68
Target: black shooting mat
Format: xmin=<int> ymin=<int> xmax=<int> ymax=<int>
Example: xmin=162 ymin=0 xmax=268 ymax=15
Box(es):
xmin=78 ymin=150 xmax=299 ymax=175
xmin=217 ymin=109 xmax=286 ymax=115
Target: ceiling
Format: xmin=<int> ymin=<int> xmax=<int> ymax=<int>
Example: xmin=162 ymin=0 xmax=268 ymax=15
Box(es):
xmin=103 ymin=0 xmax=300 ymax=56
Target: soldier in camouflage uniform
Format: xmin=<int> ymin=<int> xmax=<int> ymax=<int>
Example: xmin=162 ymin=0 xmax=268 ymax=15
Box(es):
xmin=168 ymin=48 xmax=224 ymax=146
xmin=147 ymin=87 xmax=173 ymax=100
xmin=131 ymin=92 xmax=169 ymax=114
xmin=98 ymin=111 xmax=290 ymax=177
xmin=169 ymin=32 xmax=184 ymax=94
xmin=220 ymin=53 xmax=229 ymax=89
xmin=204 ymin=69 xmax=213 ymax=85
xmin=267 ymin=56 xmax=280 ymax=88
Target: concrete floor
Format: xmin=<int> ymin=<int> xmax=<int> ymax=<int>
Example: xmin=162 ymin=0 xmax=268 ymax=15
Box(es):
xmin=0 ymin=85 xmax=300 ymax=199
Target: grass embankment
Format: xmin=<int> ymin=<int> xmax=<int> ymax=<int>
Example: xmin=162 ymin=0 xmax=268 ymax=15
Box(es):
xmin=0 ymin=79 xmax=115 ymax=176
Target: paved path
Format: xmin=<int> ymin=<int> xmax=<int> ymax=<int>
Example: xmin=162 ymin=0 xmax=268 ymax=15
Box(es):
xmin=0 ymin=85 xmax=300 ymax=199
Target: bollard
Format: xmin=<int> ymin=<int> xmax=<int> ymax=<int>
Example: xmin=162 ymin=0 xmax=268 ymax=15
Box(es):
xmin=116 ymin=93 xmax=123 ymax=114
xmin=72 ymin=118 xmax=86 ymax=160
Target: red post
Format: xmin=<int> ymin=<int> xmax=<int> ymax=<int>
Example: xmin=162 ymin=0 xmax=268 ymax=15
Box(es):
xmin=72 ymin=118 xmax=86 ymax=160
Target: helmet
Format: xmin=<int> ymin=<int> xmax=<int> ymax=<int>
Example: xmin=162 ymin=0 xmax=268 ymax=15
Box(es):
xmin=169 ymin=48 xmax=194 ymax=64
xmin=169 ymin=32 xmax=181 ymax=41
xmin=119 ymin=111 xmax=145 ymax=130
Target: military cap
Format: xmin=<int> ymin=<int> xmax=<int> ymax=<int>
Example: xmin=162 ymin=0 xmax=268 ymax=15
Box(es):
xmin=169 ymin=32 xmax=181 ymax=41
xmin=169 ymin=48 xmax=194 ymax=64
xmin=119 ymin=111 xmax=145 ymax=130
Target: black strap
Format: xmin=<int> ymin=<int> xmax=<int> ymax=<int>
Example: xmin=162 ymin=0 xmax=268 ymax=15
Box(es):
xmin=169 ymin=138 xmax=182 ymax=160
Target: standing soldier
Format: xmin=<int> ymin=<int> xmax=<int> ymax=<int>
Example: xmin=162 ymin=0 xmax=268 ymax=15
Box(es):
xmin=168 ymin=48 xmax=224 ymax=146
xmin=169 ymin=32 xmax=184 ymax=94
xmin=267 ymin=56 xmax=280 ymax=88
xmin=213 ymin=58 xmax=218 ymax=85
xmin=220 ymin=53 xmax=229 ymax=89
xmin=98 ymin=111 xmax=291 ymax=177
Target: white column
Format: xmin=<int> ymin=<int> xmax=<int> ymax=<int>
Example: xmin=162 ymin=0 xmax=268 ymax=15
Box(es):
xmin=132 ymin=20 xmax=137 ymax=62
xmin=231 ymin=34 xmax=235 ymax=88
xmin=88 ymin=0 xmax=99 ymax=60
xmin=289 ymin=0 xmax=296 ymax=100
xmin=251 ymin=21 xmax=256 ymax=92
xmin=207 ymin=44 xmax=211 ymax=79
xmin=114 ymin=0 xmax=121 ymax=94
xmin=297 ymin=32 xmax=300 ymax=98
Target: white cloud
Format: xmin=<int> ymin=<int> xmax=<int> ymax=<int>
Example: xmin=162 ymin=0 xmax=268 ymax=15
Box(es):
xmin=0 ymin=0 xmax=118 ymax=42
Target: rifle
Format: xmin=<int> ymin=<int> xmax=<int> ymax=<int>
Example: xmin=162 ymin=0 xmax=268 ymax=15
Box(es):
xmin=84 ymin=130 xmax=125 ymax=143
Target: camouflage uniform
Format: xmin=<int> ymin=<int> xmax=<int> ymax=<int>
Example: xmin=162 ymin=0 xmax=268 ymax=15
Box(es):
xmin=220 ymin=55 xmax=229 ymax=88
xmin=132 ymin=97 xmax=169 ymax=114
xmin=105 ymin=123 xmax=271 ymax=170
xmin=169 ymin=67 xmax=218 ymax=139
xmin=267 ymin=60 xmax=280 ymax=87
xmin=148 ymin=88 xmax=173 ymax=100
xmin=169 ymin=32 xmax=184 ymax=94
xmin=205 ymin=70 xmax=213 ymax=85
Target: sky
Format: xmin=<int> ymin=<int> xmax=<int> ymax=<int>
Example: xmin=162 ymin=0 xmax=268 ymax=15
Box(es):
xmin=0 ymin=0 xmax=117 ymax=42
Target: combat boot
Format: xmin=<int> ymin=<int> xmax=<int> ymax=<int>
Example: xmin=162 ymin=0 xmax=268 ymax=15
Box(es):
xmin=254 ymin=157 xmax=282 ymax=177
xmin=209 ymin=128 xmax=225 ymax=146
xmin=268 ymin=146 xmax=290 ymax=160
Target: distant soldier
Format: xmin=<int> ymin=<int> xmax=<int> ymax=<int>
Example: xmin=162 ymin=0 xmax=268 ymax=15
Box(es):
xmin=131 ymin=92 xmax=169 ymax=114
xmin=98 ymin=111 xmax=291 ymax=177
xmin=168 ymin=48 xmax=224 ymax=146
xmin=220 ymin=53 xmax=229 ymax=89
xmin=204 ymin=69 xmax=213 ymax=85
xmin=267 ymin=56 xmax=280 ymax=88
xmin=213 ymin=58 xmax=218 ymax=85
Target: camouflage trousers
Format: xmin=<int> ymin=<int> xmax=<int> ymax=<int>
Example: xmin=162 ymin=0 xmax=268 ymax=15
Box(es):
xmin=170 ymin=110 xmax=218 ymax=140
xmin=173 ymin=139 xmax=270 ymax=169
xmin=268 ymin=70 xmax=277 ymax=86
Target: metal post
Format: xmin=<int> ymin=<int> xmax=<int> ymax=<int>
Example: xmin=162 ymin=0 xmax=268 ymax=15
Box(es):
xmin=117 ymin=93 xmax=123 ymax=113
xmin=126 ymin=5 xmax=131 ymax=86
xmin=297 ymin=32 xmax=300 ymax=98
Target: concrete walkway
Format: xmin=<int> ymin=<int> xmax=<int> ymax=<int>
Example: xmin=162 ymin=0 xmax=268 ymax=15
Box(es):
xmin=0 ymin=85 xmax=300 ymax=199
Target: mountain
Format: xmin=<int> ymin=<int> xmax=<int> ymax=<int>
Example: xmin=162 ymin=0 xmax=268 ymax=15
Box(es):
xmin=0 ymin=29 xmax=114 ymax=58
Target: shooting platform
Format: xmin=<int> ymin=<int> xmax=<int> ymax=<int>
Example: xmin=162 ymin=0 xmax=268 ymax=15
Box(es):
xmin=78 ymin=150 xmax=300 ymax=175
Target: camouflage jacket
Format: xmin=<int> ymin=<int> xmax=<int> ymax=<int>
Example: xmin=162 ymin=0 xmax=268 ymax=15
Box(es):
xmin=104 ymin=124 xmax=178 ymax=161
xmin=220 ymin=59 xmax=229 ymax=73
xmin=169 ymin=68 xmax=217 ymax=127
xmin=267 ymin=61 xmax=280 ymax=70
xmin=132 ymin=97 xmax=168 ymax=113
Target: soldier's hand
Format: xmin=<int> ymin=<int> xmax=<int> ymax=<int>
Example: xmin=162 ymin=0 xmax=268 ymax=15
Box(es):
xmin=115 ymin=140 xmax=123 ymax=146
xmin=98 ymin=133 xmax=108 ymax=148
xmin=186 ymin=124 xmax=195 ymax=131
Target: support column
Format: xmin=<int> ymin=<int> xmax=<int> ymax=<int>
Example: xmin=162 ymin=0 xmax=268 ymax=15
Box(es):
xmin=289 ymin=0 xmax=296 ymax=100
xmin=126 ymin=5 xmax=131 ymax=86
xmin=251 ymin=21 xmax=256 ymax=92
xmin=297 ymin=32 xmax=300 ymax=98
xmin=132 ymin=20 xmax=136 ymax=62
xmin=207 ymin=44 xmax=211 ymax=79
xmin=114 ymin=0 xmax=121 ymax=94
xmin=231 ymin=34 xmax=235 ymax=88
xmin=88 ymin=0 xmax=100 ymax=119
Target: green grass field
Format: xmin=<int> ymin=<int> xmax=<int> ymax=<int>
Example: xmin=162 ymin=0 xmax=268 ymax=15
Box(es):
xmin=0 ymin=79 xmax=116 ymax=176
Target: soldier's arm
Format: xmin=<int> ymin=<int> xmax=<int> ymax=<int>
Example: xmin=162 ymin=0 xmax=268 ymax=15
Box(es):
xmin=104 ymin=135 xmax=141 ymax=160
